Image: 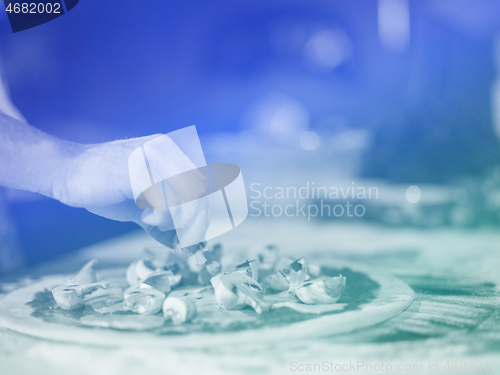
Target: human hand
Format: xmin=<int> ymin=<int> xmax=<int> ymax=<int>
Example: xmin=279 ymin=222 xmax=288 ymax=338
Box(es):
xmin=0 ymin=108 xmax=210 ymax=251
xmin=54 ymin=135 xmax=211 ymax=250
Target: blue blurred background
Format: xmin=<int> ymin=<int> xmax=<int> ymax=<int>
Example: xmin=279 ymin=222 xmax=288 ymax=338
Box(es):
xmin=1 ymin=0 xmax=500 ymax=272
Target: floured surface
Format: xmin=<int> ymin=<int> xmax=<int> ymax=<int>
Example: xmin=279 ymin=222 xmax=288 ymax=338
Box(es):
xmin=2 ymin=221 xmax=500 ymax=374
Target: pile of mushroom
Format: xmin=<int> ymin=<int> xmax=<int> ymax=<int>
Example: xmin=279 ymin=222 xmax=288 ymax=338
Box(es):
xmin=51 ymin=243 xmax=346 ymax=325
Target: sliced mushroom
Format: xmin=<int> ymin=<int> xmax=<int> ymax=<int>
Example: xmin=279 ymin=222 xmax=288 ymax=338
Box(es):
xmin=295 ymin=275 xmax=346 ymax=305
xmin=163 ymin=296 xmax=196 ymax=324
xmin=126 ymin=259 xmax=152 ymax=286
xmin=123 ymin=283 xmax=166 ymax=315
xmin=225 ymin=260 xmax=259 ymax=281
xmin=174 ymin=240 xmax=208 ymax=266
xmin=67 ymin=259 xmax=98 ymax=285
xmin=90 ymin=298 xmax=125 ymax=314
xmin=211 ymin=272 xmax=269 ymax=314
xmin=52 ymin=259 xmax=108 ymax=310
xmin=141 ymin=270 xmax=172 ymax=294
xmin=52 ymin=282 xmax=108 ymax=310
xmin=261 ymin=258 xmax=309 ymax=293
xmin=287 ymin=258 xmax=308 ymax=292
xmin=192 ymin=250 xmax=207 ymax=266
xmin=260 ymin=270 xmax=289 ymax=293
xmin=135 ymin=258 xmax=157 ymax=280
xmin=126 ymin=246 xmax=190 ymax=288
xmin=126 ymin=259 xmax=182 ymax=289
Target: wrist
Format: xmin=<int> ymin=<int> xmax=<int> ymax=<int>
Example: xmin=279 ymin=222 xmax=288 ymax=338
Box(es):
xmin=41 ymin=139 xmax=87 ymax=204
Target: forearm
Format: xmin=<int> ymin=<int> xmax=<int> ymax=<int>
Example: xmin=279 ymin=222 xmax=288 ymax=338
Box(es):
xmin=0 ymin=112 xmax=80 ymax=198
